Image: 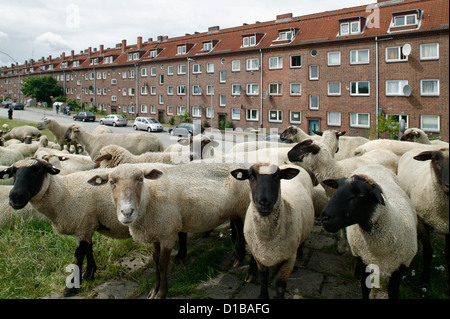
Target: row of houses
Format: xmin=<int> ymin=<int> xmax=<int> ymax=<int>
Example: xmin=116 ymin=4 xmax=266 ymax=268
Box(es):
xmin=1 ymin=0 xmax=449 ymax=141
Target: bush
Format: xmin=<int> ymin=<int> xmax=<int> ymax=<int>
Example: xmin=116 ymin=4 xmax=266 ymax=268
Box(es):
xmin=168 ymin=116 xmax=175 ymax=125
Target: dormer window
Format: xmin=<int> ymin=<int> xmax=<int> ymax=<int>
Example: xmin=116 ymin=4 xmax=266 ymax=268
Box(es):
xmin=203 ymin=42 xmax=212 ymax=52
xmin=150 ymin=50 xmax=158 ymax=58
xmin=393 ymin=14 xmax=417 ymax=27
xmin=278 ymin=31 xmax=293 ymax=41
xmin=338 ymin=17 xmax=365 ymax=36
xmin=388 ymin=10 xmax=422 ymax=33
xmin=90 ymin=58 xmax=99 ymax=65
xmin=178 ymin=45 xmax=187 ymax=55
xmin=243 ymin=35 xmax=256 ymax=47
xmin=60 ymin=62 xmax=68 ymax=69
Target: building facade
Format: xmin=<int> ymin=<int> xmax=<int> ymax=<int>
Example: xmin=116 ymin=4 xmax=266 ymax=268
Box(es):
xmin=1 ymin=0 xmax=449 ymax=141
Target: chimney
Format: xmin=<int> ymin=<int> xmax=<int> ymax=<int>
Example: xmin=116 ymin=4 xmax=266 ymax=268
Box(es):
xmin=276 ymin=13 xmax=293 ymax=22
xmin=208 ymin=26 xmax=220 ymax=33
xmin=137 ymin=36 xmax=143 ymax=50
xmin=148 ymin=37 xmax=153 ymax=43
xmin=48 ymin=55 xmax=52 ymax=63
xmin=88 ymin=47 xmax=92 ymax=57
xmin=121 ymin=39 xmax=127 ymax=52
xmin=99 ymin=44 xmax=104 ymax=55
xmin=157 ymin=36 xmax=163 ymax=42
xmin=61 ymin=52 xmax=65 ymax=60
xmin=71 ymin=50 xmax=75 ymax=60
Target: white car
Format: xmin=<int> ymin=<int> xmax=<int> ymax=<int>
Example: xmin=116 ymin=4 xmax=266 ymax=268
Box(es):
xmin=133 ymin=117 xmax=163 ymax=132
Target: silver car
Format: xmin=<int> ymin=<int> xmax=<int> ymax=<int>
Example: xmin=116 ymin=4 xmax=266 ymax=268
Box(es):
xmin=133 ymin=117 xmax=163 ymax=132
xmin=99 ymin=114 xmax=128 ymax=127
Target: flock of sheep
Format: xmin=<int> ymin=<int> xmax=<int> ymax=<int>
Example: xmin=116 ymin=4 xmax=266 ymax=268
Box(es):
xmin=0 ymin=118 xmax=448 ymax=299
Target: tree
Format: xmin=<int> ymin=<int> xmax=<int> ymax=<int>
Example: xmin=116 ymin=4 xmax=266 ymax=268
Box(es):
xmin=21 ymin=75 xmax=63 ymax=106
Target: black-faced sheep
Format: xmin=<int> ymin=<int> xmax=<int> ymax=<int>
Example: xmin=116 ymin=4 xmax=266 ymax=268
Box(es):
xmin=320 ymin=164 xmax=418 ymax=299
xmin=231 ymin=163 xmax=314 ymax=299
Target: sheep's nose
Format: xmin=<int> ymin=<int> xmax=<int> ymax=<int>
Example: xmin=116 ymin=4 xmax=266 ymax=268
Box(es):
xmin=321 ymin=211 xmax=331 ymax=223
xmin=121 ymin=209 xmax=134 ymax=218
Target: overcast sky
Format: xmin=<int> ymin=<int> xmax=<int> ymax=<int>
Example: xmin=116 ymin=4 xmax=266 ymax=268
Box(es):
xmin=0 ymin=0 xmax=375 ymax=67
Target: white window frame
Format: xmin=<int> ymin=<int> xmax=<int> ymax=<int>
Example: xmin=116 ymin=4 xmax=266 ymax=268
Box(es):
xmin=268 ymin=110 xmax=282 ymax=123
xmin=350 ymin=112 xmax=370 ymax=128
xmin=140 ymin=104 xmax=148 ymax=114
xmin=393 ymin=14 xmax=417 ymax=27
xmin=385 ymin=46 xmax=408 ymax=62
xmin=150 ymin=105 xmax=156 ymax=114
xmin=232 ymin=84 xmax=242 ymax=96
xmin=350 ymin=49 xmax=369 ymax=64
xmin=290 ymin=83 xmax=301 ymax=96
xmin=192 ymin=85 xmax=202 ymax=95
xmin=141 ymin=85 xmax=148 ymax=95
xmin=150 ymin=67 xmax=156 ymax=77
xmin=206 ymin=107 xmax=214 ymax=119
xmin=128 ymin=88 xmax=135 ymax=96
xmin=246 ymin=58 xmax=259 ymax=71
xmin=327 ymin=51 xmax=341 ymax=66
xmin=289 ymin=111 xmax=301 ymax=124
xmin=167 ymin=86 xmax=174 ymax=95
xmin=386 ymin=80 xmax=409 ymax=96
xmin=219 ymin=71 xmax=226 ymax=83
xmin=167 ymin=65 xmax=174 ymax=75
xmin=309 ymin=65 xmax=319 ymax=80
xmin=327 ymin=82 xmax=341 ymax=96
xmin=420 ymin=115 xmax=440 ymax=132
xmin=232 ymin=60 xmax=240 ymax=72
xmin=246 ymin=109 xmax=259 ymax=121
xmin=420 ymin=79 xmax=439 ymax=96
xmin=340 ymin=22 xmax=349 ymax=35
xmin=219 ymin=94 xmax=226 ymax=106
xmin=420 ymin=43 xmax=439 ymax=61
xmin=177 ymin=106 xmax=186 ymax=116
xmin=167 ymin=106 xmax=174 ymax=115
xmin=309 ymin=95 xmax=319 ymax=110
xmin=177 ymin=85 xmax=186 ymax=95
xmin=192 ymin=106 xmax=202 ymax=118
xmin=327 ymin=112 xmax=341 ymax=126
xmin=231 ymin=108 xmax=241 ymax=120
xmin=177 ymin=45 xmax=187 ymax=55
xmin=269 ymin=83 xmax=282 ymax=96
xmin=268 ymin=56 xmax=283 ymax=70
xmin=350 ymin=81 xmax=370 ymax=96
xmin=246 ymin=83 xmax=259 ymax=96
xmin=192 ymin=63 xmax=202 ymax=74
xmin=177 ymin=64 xmax=186 ymax=75
xmin=350 ymin=21 xmax=360 ymax=34
xmin=206 ymin=62 xmax=214 ymax=73
xmin=290 ymin=55 xmax=301 ymax=68
xmin=206 ymin=85 xmax=214 ymax=96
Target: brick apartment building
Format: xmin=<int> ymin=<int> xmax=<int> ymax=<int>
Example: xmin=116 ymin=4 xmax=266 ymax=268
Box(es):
xmin=1 ymin=0 xmax=449 ymax=141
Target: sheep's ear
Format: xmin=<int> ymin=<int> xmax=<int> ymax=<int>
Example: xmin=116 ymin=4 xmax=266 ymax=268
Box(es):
xmin=337 ymin=131 xmax=346 ymax=137
xmin=87 ymin=175 xmax=109 ymax=186
xmin=209 ymin=139 xmax=219 ymax=148
xmin=45 ymin=164 xmax=60 ymax=175
xmin=58 ymin=156 xmax=69 ymax=161
xmin=312 ymin=130 xmax=323 ymax=136
xmin=287 ymin=140 xmax=320 ymax=162
xmin=322 ymin=179 xmax=340 ymax=189
xmin=177 ymin=138 xmax=190 ymax=146
xmin=371 ymin=186 xmax=386 ymax=206
xmin=230 ymin=169 xmax=250 ymax=181
xmin=144 ymin=169 xmax=164 ymax=180
xmin=0 ymin=167 xmax=13 ymax=179
xmin=280 ymin=167 xmax=300 ymax=180
xmin=413 ymin=151 xmax=433 ymax=162
xmin=94 ymin=153 xmax=113 ymax=162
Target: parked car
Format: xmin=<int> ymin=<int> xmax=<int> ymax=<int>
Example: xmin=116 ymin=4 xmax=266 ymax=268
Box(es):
xmin=73 ymin=111 xmax=96 ymax=122
xmin=168 ymin=122 xmax=204 ymax=137
xmin=259 ymin=133 xmax=292 ymax=143
xmin=1 ymin=101 xmax=12 ymax=108
xmin=99 ymin=114 xmax=127 ymax=127
xmin=133 ymin=117 xmax=163 ymax=132
xmin=11 ymin=103 xmax=24 ymax=110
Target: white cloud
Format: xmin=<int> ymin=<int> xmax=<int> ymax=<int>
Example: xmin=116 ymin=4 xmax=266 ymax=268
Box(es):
xmin=34 ymin=32 xmax=70 ymax=51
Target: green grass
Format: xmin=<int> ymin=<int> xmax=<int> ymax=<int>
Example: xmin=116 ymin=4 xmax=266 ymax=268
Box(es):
xmin=0 ymin=118 xmax=55 ymax=143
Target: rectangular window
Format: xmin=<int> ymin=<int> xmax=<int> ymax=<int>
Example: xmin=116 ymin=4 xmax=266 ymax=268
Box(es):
xmin=278 ymin=31 xmax=293 ymax=41
xmin=167 ymin=86 xmax=174 ymax=95
xmin=192 ymin=85 xmax=202 ymax=95
xmin=394 ymin=14 xmax=417 ymax=27
xmin=177 ymin=106 xmax=186 ymax=115
xmin=350 ymin=49 xmax=369 ymax=64
xmin=327 ymin=82 xmax=341 ymax=96
xmin=177 ymin=64 xmax=186 ymax=75
xmin=340 ymin=22 xmax=349 ymax=35
xmin=309 ymin=95 xmax=319 ymax=110
xmin=141 ymin=85 xmax=148 ymax=95
xmin=309 ymin=65 xmax=319 ymax=80
xmin=159 ymin=94 xmax=164 ymax=105
xmin=167 ymin=106 xmax=174 ymax=115
xmin=350 ymin=112 xmax=370 ymax=128
xmin=206 ymin=62 xmax=214 ymax=73
xmin=246 ymin=58 xmax=259 ymax=71
xmin=159 ymin=74 xmax=164 ymax=85
xmin=203 ymin=42 xmax=212 ymax=51
xmin=421 ymin=115 xmax=439 ymax=132
xmin=268 ymin=110 xmax=282 ymax=123
xmin=327 ymin=112 xmax=341 ymax=126
xmin=193 ymin=63 xmax=202 ymax=74
xmin=351 ymin=21 xmax=360 ymax=34
xmin=386 ymin=46 xmax=407 ymax=62
xmin=386 ymin=80 xmax=408 ymax=96
xmin=290 ymin=111 xmax=301 ymax=124
xmin=177 ymin=45 xmax=187 ymax=55
xmin=140 ymin=104 xmax=148 ymax=114
xmin=290 ymin=83 xmax=301 ymax=96
xmin=269 ymin=83 xmax=282 ymax=96
xmin=150 ymin=105 xmax=156 ymax=114
xmin=167 ymin=66 xmax=174 ymax=75
xmin=150 ymin=86 xmax=156 ymax=95
xmin=232 ymin=60 xmax=240 ymax=72
xmin=350 ymin=81 xmax=370 ymax=96
xmin=290 ymin=55 xmax=301 ymax=68
xmin=420 ymin=79 xmax=439 ymax=96
xmin=231 ymin=108 xmax=240 ymax=120
xmin=177 ymin=85 xmax=186 ymax=95
xmin=220 ymin=71 xmax=226 ymax=83
xmin=246 ymin=109 xmax=259 ymax=121
xmin=206 ymin=107 xmax=214 ymax=118
xmin=192 ymin=106 xmax=202 ymax=118
xmin=206 ymin=85 xmax=214 ymax=96
xmin=269 ymin=56 xmax=283 ymax=69
xmin=219 ymin=94 xmax=226 ymax=106
xmin=246 ymin=83 xmax=259 ymax=96
xmin=232 ymin=84 xmax=242 ymax=96
xmin=327 ymin=51 xmax=341 ymax=66
xmin=420 ymin=43 xmax=439 ymax=60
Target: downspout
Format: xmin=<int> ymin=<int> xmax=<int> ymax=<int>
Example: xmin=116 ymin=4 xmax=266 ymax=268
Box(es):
xmin=375 ymin=36 xmax=379 ymax=139
xmin=135 ymin=62 xmax=139 ymax=117
xmin=260 ymin=49 xmax=263 ymax=129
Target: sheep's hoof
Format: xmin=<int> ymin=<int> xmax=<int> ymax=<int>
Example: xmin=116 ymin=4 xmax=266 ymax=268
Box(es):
xmin=233 ymin=260 xmax=241 ymax=268
xmin=64 ymin=287 xmax=79 ymax=297
xmin=147 ymin=290 xmax=156 ymax=299
xmin=245 ymin=274 xmax=255 ymax=283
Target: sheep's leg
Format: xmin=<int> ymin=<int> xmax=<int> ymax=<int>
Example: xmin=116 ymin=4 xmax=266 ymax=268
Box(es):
xmin=387 ymin=265 xmax=406 ymax=299
xmin=245 ymin=254 xmax=258 ymax=283
xmin=258 ymin=265 xmax=270 ymax=299
xmin=64 ymin=240 xmax=88 ymax=297
xmin=154 ymin=247 xmax=171 ymax=299
xmin=174 ymin=232 xmax=187 ymax=264
xmin=149 ymin=242 xmax=161 ymax=299
xmin=231 ymin=218 xmax=245 ymax=267
xmin=445 ymin=234 xmax=449 ymax=272
xmin=355 ymin=257 xmax=370 ymax=299
xmin=417 ymin=219 xmax=432 ymax=285
xmin=275 ymin=257 xmax=295 ymax=299
xmin=83 ymin=242 xmax=97 ymax=280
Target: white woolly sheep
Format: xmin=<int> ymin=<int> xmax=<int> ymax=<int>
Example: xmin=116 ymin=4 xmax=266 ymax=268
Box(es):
xmin=37 ymin=117 xmax=79 ymax=153
xmin=321 ymin=164 xmax=418 ymax=299
xmin=2 ymin=125 xmax=41 ymax=142
xmin=42 ymin=152 xmax=96 ymax=174
xmin=6 ymin=135 xmax=49 ymax=158
xmin=0 ymin=146 xmax=24 ymax=165
xmin=397 ymin=147 xmax=449 ymax=283
xmin=353 ymin=139 xmax=443 ymax=157
xmin=0 ymin=158 xmax=132 ymax=297
xmin=400 ymin=128 xmax=449 ymax=147
xmin=2 ymin=124 xmax=10 ymax=132
xmin=231 ymin=163 xmax=314 ymax=299
xmin=87 ymin=162 xmax=251 ymax=299
xmin=64 ymin=123 xmax=164 ymax=160
xmin=91 ymin=125 xmax=113 ymax=134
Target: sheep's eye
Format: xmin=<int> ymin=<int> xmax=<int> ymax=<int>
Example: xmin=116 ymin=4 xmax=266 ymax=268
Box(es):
xmin=109 ymin=179 xmax=116 ymax=186
xmin=137 ymin=176 xmax=144 ymax=183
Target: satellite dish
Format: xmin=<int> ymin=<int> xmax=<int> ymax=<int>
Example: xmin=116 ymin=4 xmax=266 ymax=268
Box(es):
xmin=403 ymin=84 xmax=412 ymax=97
xmin=402 ymin=43 xmax=411 ymax=56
